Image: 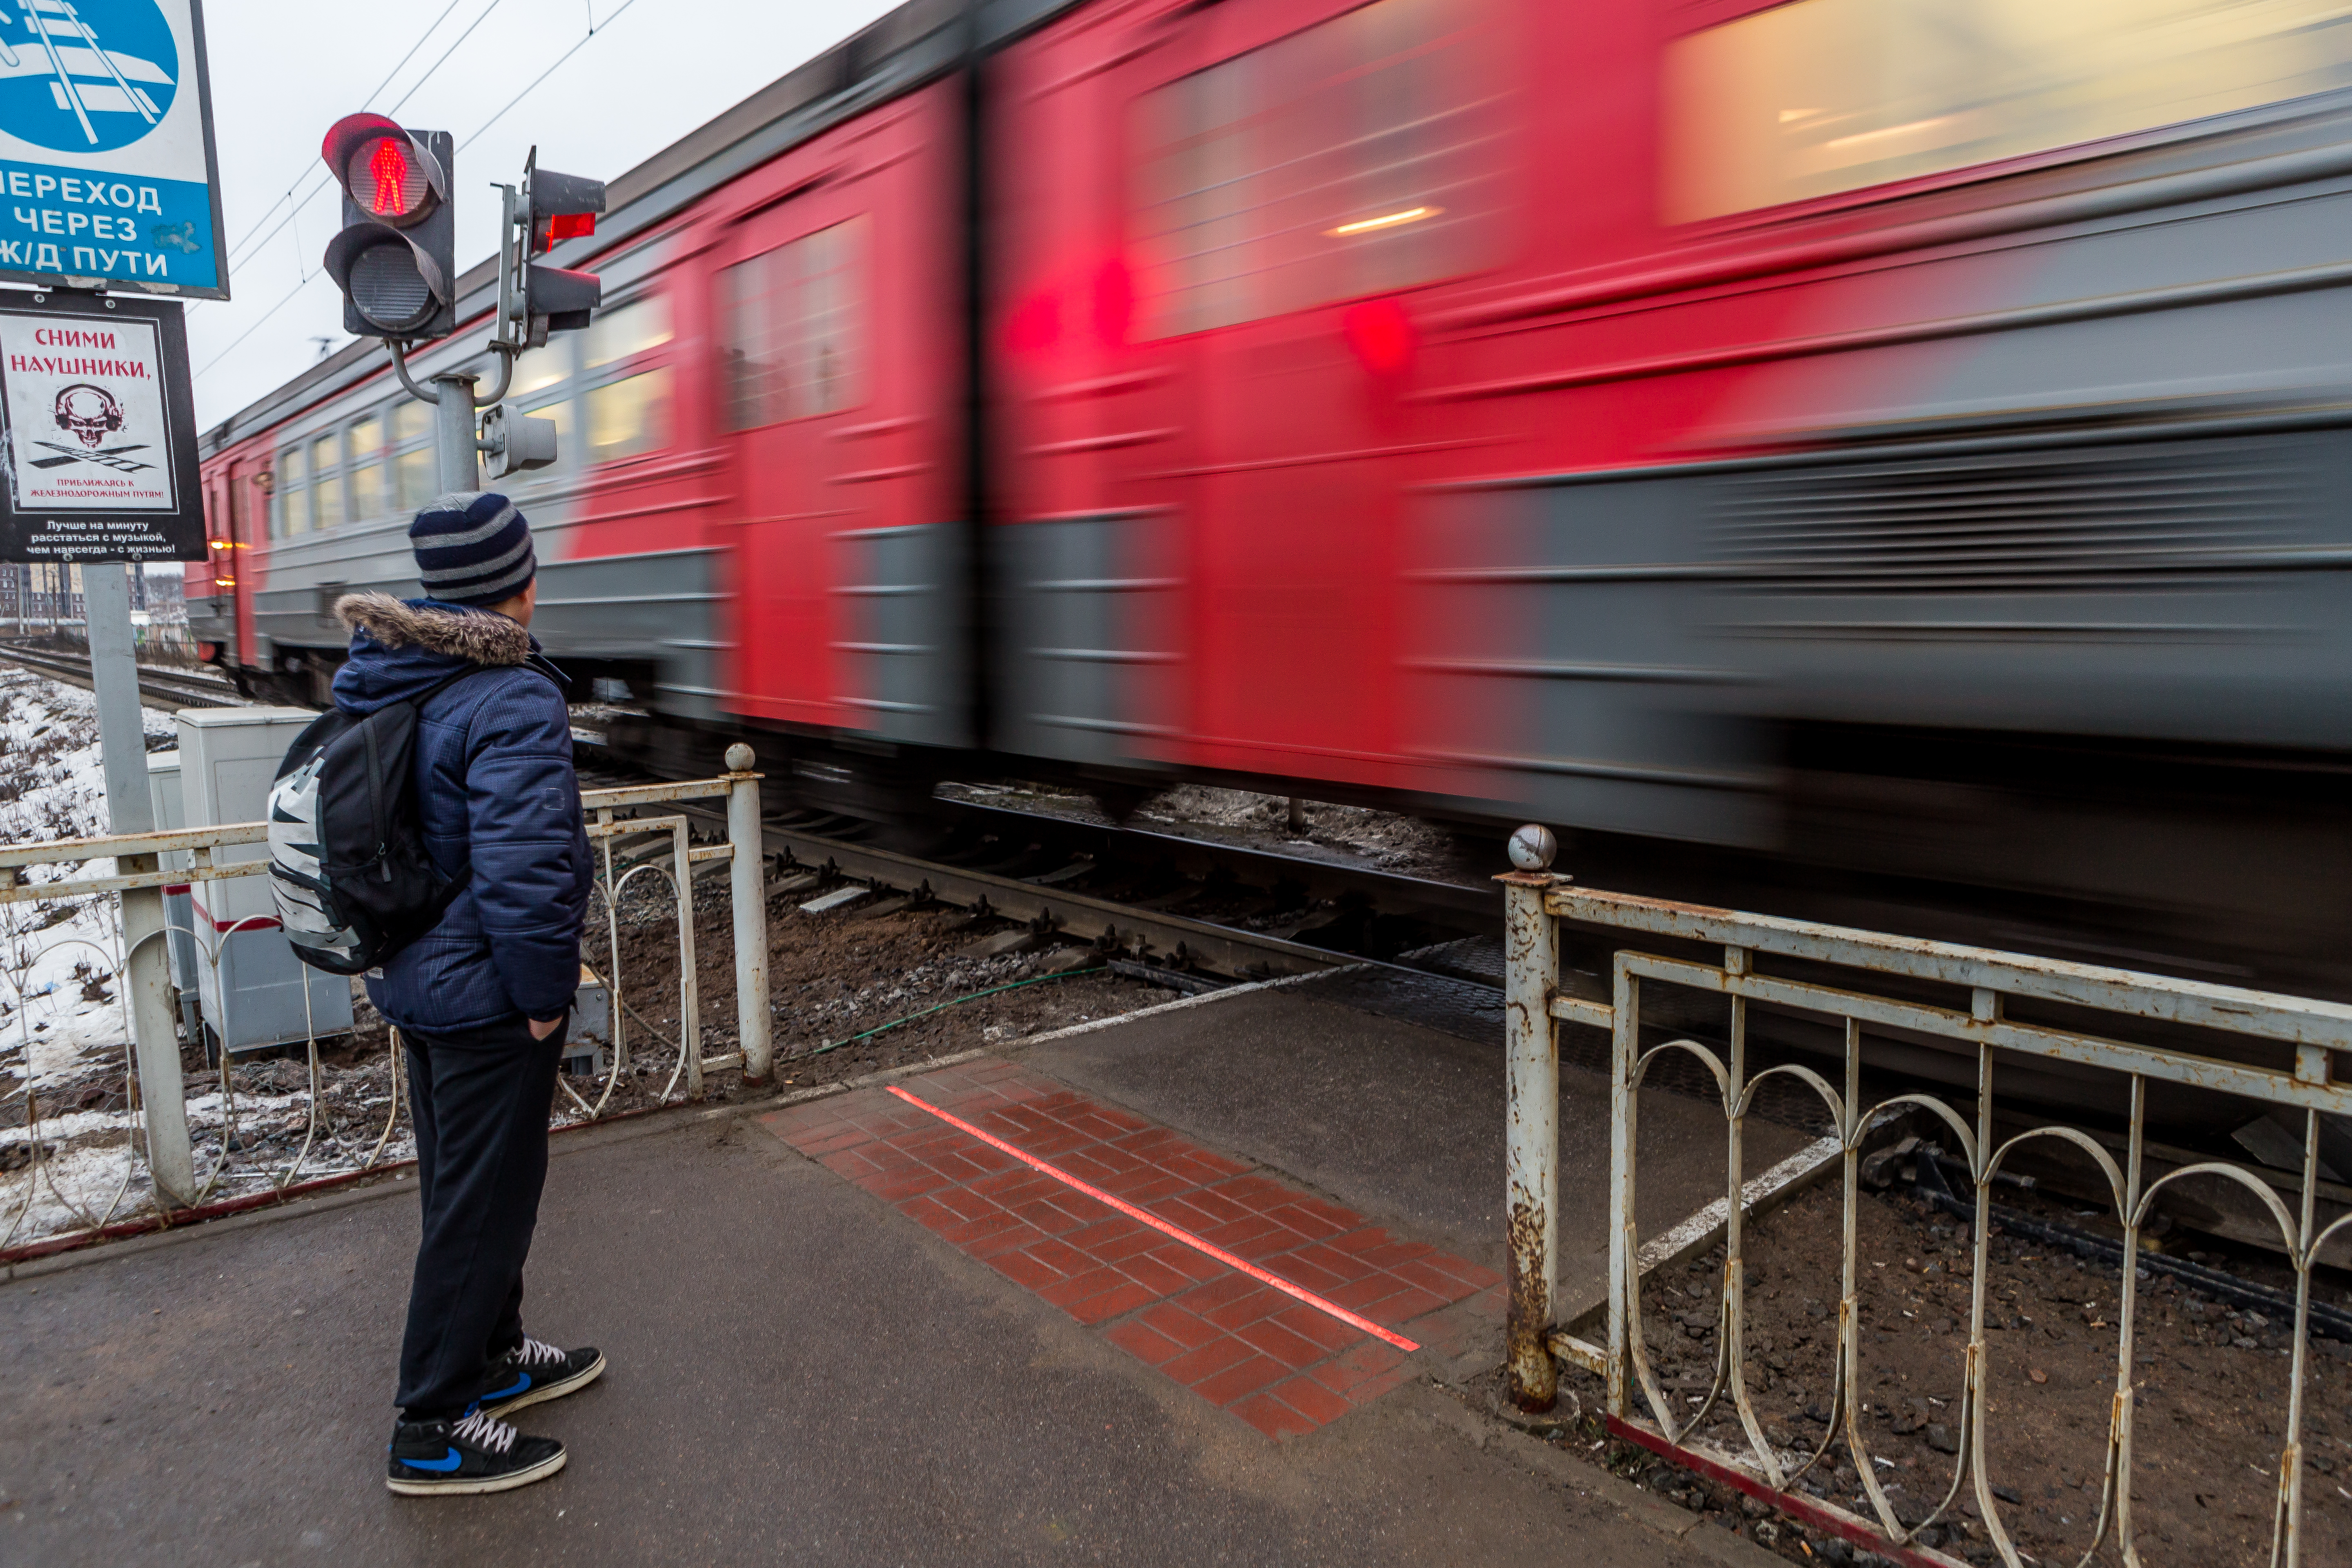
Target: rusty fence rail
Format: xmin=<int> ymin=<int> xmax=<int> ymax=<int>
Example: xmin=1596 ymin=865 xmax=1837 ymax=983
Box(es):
xmin=1498 ymin=860 xmax=2352 ymax=1568
xmin=0 ymin=746 xmax=769 ymax=1254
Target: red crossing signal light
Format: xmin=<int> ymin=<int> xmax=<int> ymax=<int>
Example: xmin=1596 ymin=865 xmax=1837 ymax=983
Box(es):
xmin=347 ymin=136 xmax=430 ymax=221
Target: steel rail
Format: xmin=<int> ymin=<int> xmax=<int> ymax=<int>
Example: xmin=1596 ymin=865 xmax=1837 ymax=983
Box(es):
xmin=577 ymin=775 xmax=1363 ymax=983
xmin=0 ymin=639 xmax=243 ymax=711
xmin=942 ymin=796 xmax=1500 ymax=925
xmin=762 ymin=817 xmax=1351 ymax=982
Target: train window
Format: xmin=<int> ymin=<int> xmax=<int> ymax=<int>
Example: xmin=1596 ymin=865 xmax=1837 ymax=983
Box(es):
xmin=1664 ymin=0 xmax=2352 ymax=223
xmin=1131 ymin=0 xmax=1503 ymax=337
xmin=584 ymin=293 xmax=673 ymax=463
xmin=349 ymin=416 xmax=385 ymax=519
xmin=273 ymin=444 xmax=305 ymax=537
xmin=396 ymin=445 xmax=436 ymax=512
xmin=310 ymin=432 xmax=343 ymax=531
xmin=509 ymin=344 xmax=569 ymax=400
xmin=585 ymin=295 xmax=672 ymax=370
xmin=230 ymin=470 xmax=250 ymax=542
xmin=392 ymin=399 xmax=435 ymax=512
xmin=721 ymin=216 xmax=866 ymax=430
xmin=587 ymin=366 xmax=673 ymax=463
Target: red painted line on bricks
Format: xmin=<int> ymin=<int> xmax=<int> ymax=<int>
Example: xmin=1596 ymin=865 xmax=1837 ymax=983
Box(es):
xmin=885 ymin=1084 xmax=1420 ymax=1352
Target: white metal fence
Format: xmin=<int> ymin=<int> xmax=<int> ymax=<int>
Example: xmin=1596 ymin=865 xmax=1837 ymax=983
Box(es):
xmin=0 ymin=747 xmax=768 ymax=1256
xmin=1500 ymin=866 xmax=2352 ymax=1568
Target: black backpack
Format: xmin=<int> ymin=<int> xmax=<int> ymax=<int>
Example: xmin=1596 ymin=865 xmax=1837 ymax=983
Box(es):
xmin=266 ymin=666 xmax=490 ymax=976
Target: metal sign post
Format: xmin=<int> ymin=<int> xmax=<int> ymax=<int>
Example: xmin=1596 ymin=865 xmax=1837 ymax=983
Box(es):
xmin=0 ymin=287 xmax=205 ymax=1207
xmin=82 ymin=557 xmax=189 ymax=1201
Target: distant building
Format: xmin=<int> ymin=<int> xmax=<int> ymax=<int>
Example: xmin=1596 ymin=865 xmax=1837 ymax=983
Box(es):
xmin=0 ymin=563 xmax=86 ymax=629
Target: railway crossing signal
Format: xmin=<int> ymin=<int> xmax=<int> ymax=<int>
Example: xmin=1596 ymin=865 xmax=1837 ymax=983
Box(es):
xmin=319 ymin=114 xmax=457 ymax=341
xmin=520 ymin=152 xmax=605 ymax=342
xmin=316 ymin=114 xmax=606 ymax=486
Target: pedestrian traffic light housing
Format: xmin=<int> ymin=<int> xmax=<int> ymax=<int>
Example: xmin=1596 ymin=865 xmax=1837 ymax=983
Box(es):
xmin=519 ymin=154 xmax=604 ymax=343
xmin=320 ymin=114 xmax=456 ymax=341
xmin=479 ymin=404 xmax=558 ymax=480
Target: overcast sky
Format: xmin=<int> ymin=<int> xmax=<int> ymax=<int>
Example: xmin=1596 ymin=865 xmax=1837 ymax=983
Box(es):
xmin=184 ymin=0 xmax=898 ymax=429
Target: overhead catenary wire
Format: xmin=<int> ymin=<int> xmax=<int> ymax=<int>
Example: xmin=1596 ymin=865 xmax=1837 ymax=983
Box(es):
xmin=383 ymin=0 xmax=512 ymax=118
xmin=218 ymin=0 xmax=477 ymax=271
xmin=195 ymin=0 xmax=628 ymax=384
xmin=219 ymin=0 xmax=511 ymax=284
xmin=192 ymin=271 xmax=320 ymax=381
xmin=457 ymin=0 xmax=644 ymax=152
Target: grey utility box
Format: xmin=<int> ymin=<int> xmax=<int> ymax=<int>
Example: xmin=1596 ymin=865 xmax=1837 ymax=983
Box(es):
xmin=175 ymin=707 xmax=354 ymax=1058
xmin=566 ymin=965 xmax=612 ymax=1078
xmin=145 ymin=751 xmax=204 ymax=1048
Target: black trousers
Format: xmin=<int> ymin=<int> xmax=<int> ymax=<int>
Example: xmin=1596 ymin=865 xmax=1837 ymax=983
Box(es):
xmin=394 ymin=1010 xmax=566 ymax=1421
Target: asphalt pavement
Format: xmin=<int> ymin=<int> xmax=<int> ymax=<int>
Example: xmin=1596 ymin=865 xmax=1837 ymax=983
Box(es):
xmin=2 ymin=990 xmax=1792 ymax=1568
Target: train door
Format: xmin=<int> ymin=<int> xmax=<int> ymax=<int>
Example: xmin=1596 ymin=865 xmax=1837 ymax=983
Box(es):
xmin=229 ymin=458 xmax=259 ymax=668
xmin=1070 ymin=0 xmax=1507 ymax=791
xmin=987 ymin=14 xmax=1205 ymax=779
xmin=717 ymin=85 xmax=964 ymax=755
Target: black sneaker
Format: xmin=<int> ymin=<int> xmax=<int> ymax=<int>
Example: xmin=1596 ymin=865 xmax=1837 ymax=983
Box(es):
xmin=386 ymin=1407 xmax=565 ymax=1496
xmin=477 ymin=1334 xmax=605 ymax=1419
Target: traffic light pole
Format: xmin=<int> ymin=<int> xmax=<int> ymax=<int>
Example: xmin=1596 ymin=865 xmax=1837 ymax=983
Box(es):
xmin=388 ymin=339 xmax=514 ymax=495
xmin=432 ymin=373 xmax=480 ymax=492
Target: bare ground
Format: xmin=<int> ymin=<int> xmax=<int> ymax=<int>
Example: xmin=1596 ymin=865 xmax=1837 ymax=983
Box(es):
xmin=1518 ymin=1178 xmax=2352 ymax=1566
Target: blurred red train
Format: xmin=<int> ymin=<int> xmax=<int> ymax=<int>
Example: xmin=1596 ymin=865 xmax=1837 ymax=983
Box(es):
xmin=194 ymin=0 xmax=2352 ymax=971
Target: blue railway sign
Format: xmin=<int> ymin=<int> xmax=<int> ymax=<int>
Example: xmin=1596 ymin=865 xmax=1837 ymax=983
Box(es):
xmin=0 ymin=0 xmax=224 ymax=298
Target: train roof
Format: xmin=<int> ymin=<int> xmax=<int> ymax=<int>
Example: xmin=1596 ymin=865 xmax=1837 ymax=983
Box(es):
xmin=200 ymin=0 xmax=1072 ymax=457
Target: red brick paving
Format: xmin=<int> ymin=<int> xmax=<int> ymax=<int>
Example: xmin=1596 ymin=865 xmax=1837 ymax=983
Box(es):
xmin=759 ymin=1058 xmax=1504 ymax=1441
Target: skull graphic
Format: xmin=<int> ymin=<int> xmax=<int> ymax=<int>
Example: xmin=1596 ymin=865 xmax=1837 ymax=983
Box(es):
xmin=53 ymin=383 xmax=125 ymax=449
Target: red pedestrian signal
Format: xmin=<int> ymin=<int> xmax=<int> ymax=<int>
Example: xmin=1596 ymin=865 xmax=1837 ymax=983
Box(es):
xmin=348 ymin=135 xmax=430 ymax=222
xmin=319 ymin=113 xmax=455 ymax=341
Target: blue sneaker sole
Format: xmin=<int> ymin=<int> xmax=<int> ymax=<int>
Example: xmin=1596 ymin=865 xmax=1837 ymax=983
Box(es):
xmin=479 ymin=1351 xmax=606 ymax=1419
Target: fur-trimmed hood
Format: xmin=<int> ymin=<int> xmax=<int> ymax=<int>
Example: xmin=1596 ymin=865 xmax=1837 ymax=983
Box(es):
xmin=331 ymin=592 xmax=552 ymax=719
xmin=335 ymin=591 xmax=531 ymax=666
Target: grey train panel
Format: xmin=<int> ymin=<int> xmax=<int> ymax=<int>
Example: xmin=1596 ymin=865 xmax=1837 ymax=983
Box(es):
xmin=997 ymin=512 xmax=1176 ymax=769
xmin=531 ymin=547 xmax=724 ymax=723
xmin=1703 ymin=425 xmax=2352 ymax=749
xmin=245 ymin=528 xmax=722 ymax=722
xmin=1405 ymin=480 xmax=1774 ymax=848
xmin=835 ymin=521 xmax=968 ymax=750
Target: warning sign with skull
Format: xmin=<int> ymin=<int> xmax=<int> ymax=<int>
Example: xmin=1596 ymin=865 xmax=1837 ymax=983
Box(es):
xmin=0 ymin=292 xmax=202 ymax=562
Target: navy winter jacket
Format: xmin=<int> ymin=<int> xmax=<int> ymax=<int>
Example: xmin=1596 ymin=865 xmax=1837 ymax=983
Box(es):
xmin=330 ymin=593 xmax=590 ymax=1033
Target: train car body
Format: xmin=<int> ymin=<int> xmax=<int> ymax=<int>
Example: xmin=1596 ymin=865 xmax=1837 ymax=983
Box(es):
xmin=194 ymin=0 xmax=2352 ymax=964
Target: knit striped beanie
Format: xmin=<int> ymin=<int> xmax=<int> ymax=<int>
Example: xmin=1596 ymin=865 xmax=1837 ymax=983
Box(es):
xmin=409 ymin=491 xmax=536 ymax=607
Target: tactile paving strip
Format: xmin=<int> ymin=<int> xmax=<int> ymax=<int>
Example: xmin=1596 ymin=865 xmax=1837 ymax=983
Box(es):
xmin=761 ymin=1058 xmax=1503 ymax=1440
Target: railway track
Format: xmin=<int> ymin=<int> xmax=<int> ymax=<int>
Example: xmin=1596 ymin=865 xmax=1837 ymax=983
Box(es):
xmin=0 ymin=649 xmax=2324 ymax=1277
xmin=7 ymin=653 xmax=2302 ymax=1187
xmin=0 ymin=639 xmax=245 ymax=710
xmin=0 ymin=638 xmax=1489 ymax=979
xmin=576 ymin=748 xmax=1504 ymax=989
xmin=576 ymin=745 xmax=2352 ymax=1285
